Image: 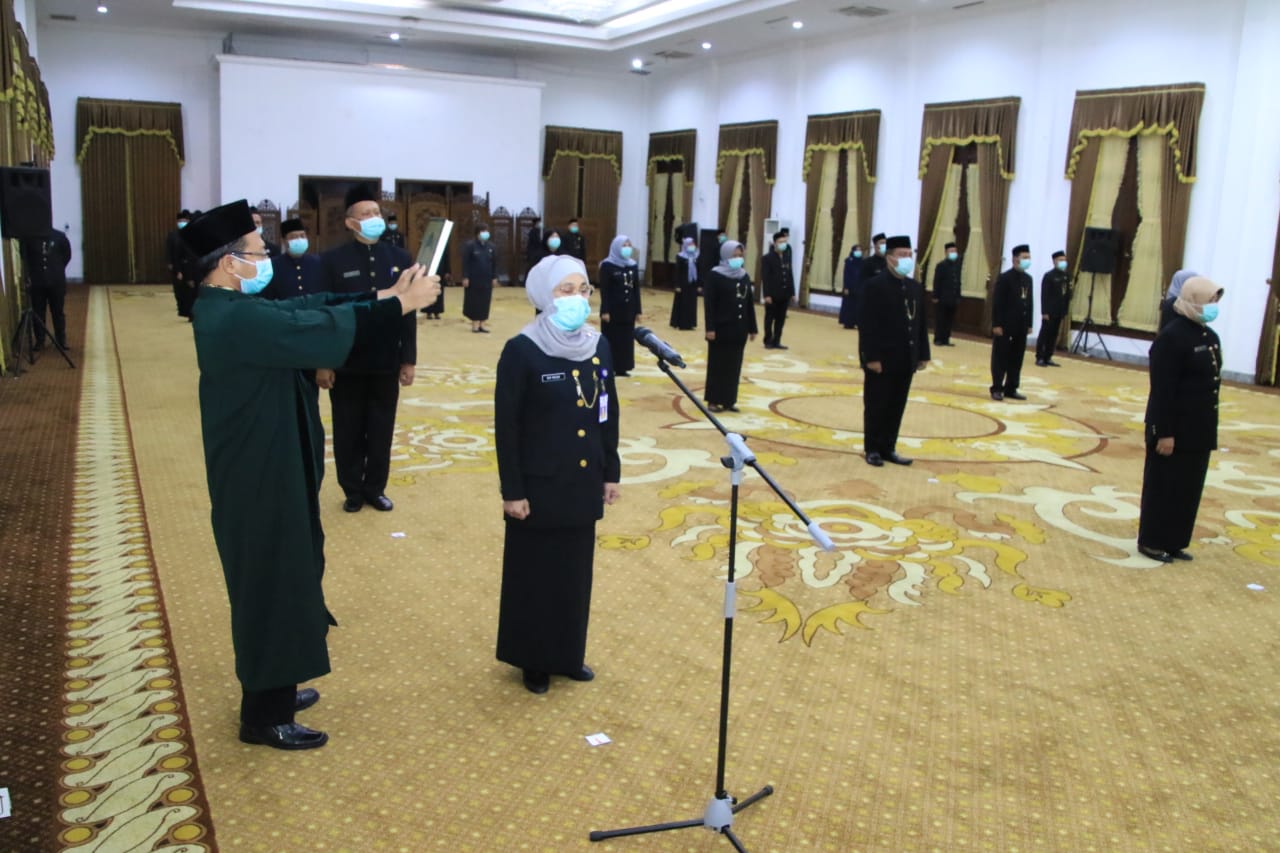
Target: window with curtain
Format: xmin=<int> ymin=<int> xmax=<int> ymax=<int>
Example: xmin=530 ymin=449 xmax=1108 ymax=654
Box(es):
xmin=645 ymin=129 xmax=695 ymax=287
xmin=801 ymin=110 xmax=879 ymax=303
xmin=717 ymin=121 xmax=777 ymax=284
xmin=542 ymin=125 xmax=622 ymax=273
xmin=76 ymin=98 xmax=184 ymax=285
xmin=1063 ymin=83 xmax=1205 ymax=335
xmin=916 ymin=97 xmax=1019 ymax=334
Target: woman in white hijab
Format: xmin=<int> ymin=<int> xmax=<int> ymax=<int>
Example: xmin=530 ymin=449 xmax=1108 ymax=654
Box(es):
xmin=494 ymin=255 xmax=622 ymax=693
xmin=1138 ymin=275 xmax=1224 ymax=563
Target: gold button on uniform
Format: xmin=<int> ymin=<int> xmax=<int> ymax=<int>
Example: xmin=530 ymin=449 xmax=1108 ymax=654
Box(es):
xmin=579 ymin=459 xmax=588 ymax=468
xmin=577 ymin=429 xmax=586 ymax=437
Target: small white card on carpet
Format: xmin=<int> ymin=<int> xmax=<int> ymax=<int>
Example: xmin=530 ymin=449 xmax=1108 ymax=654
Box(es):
xmin=0 ymin=787 xmax=10 ymax=819
xmin=585 ymin=733 xmax=611 ymax=746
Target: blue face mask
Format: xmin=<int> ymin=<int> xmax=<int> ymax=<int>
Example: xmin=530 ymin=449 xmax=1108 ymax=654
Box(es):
xmin=255 ymin=225 xmax=264 ymax=236
xmin=287 ymin=238 xmax=309 ymax=256
xmin=852 ymin=250 xmax=863 ymax=259
xmin=388 ymin=223 xmax=398 ymax=231
xmin=547 ymin=237 xmax=561 ymax=251
xmin=620 ymin=246 xmax=634 ymax=259
xmin=359 ymin=217 xmax=386 ymax=241
xmin=1056 ymin=260 xmax=1068 ymax=271
xmin=234 ymin=255 xmax=274 ymax=295
xmin=718 ymin=235 xmax=727 ymax=244
xmin=947 ymin=251 xmax=958 ymax=262
xmin=480 ymin=231 xmax=491 ymax=242
xmin=776 ymin=242 xmax=788 ymax=253
xmin=177 ymin=221 xmax=188 ymax=229
xmin=1200 ymin=303 xmax=1219 ymax=323
xmin=1018 ymin=257 xmax=1032 ymax=271
xmin=728 ymin=257 xmax=745 ymax=270
xmin=550 ymin=295 xmax=591 ymax=331
xmin=894 ymin=257 xmax=916 ymax=278
xmin=569 ymin=225 xmax=580 ymax=234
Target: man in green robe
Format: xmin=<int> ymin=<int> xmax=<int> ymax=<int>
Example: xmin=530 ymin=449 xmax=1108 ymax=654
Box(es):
xmin=182 ymin=200 xmax=439 ymax=750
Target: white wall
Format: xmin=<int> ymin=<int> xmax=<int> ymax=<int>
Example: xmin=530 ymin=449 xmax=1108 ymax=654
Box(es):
xmin=646 ymin=0 xmax=1280 ymax=378
xmin=217 ymin=55 xmax=543 ymax=223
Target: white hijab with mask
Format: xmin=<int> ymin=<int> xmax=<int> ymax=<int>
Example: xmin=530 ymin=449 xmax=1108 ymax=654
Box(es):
xmin=521 ymin=254 xmax=600 ymax=361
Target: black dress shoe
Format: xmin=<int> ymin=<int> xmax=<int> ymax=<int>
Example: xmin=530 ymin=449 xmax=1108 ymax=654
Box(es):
xmin=565 ymin=665 xmax=595 ymax=682
xmin=342 ymin=495 xmax=363 ymax=513
xmin=239 ymin=722 xmax=329 ymax=750
xmin=725 ymin=405 xmax=740 ymax=412
xmin=884 ymin=452 xmax=913 ymax=466
xmin=990 ymin=391 xmax=1004 ymax=401
xmin=522 ymin=670 xmax=549 ymax=694
xmin=364 ymin=494 xmax=394 ymax=512
xmin=773 ymin=344 xmax=789 ymax=350
xmin=1035 ymin=359 xmax=1047 ymax=367
xmin=1005 ymin=392 xmax=1027 ymax=401
xmin=295 ymin=688 xmax=319 ymax=712
xmin=1137 ymin=543 xmax=1174 ymax=563
xmin=1170 ymin=549 xmax=1194 ymax=561
xmin=865 ymin=452 xmax=884 ymax=467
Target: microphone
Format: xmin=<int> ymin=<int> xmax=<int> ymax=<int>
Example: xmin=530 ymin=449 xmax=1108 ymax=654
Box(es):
xmin=633 ymin=326 xmax=687 ymax=368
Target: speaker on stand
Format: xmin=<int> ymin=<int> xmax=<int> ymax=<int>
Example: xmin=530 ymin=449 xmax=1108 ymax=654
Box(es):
xmin=1070 ymin=226 xmax=1118 ymax=360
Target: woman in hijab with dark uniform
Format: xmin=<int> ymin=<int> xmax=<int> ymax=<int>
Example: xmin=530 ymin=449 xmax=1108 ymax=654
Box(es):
xmin=1158 ymin=269 xmax=1198 ymax=331
xmin=703 ymin=240 xmax=757 ymax=412
xmin=1137 ymin=276 xmax=1224 ymax=563
xmin=495 ymin=255 xmax=622 ymax=694
xmin=838 ymin=243 xmax=864 ymax=329
xmin=462 ymin=222 xmax=498 ymax=333
xmin=670 ymin=236 xmax=701 ymax=330
xmin=598 ymin=235 xmax=642 ymax=376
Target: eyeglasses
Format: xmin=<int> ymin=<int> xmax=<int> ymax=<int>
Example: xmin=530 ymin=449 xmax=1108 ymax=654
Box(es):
xmin=554 ymin=284 xmax=594 ymax=297
xmin=233 ymin=252 xmax=271 ymax=260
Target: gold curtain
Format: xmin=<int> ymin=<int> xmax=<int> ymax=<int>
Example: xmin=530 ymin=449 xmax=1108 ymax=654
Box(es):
xmin=543 ymin=126 xmax=622 ymax=272
xmin=542 ymin=125 xmax=622 ymax=183
xmin=1117 ymin=134 xmax=1165 ymax=331
xmin=581 ymin=157 xmax=618 ymax=271
xmin=923 ymin=163 xmax=964 ymax=268
xmin=745 ymin=152 xmax=771 ymax=285
xmin=77 ymin=98 xmax=184 ymax=284
xmin=716 ymin=120 xmax=777 ymax=187
xmin=802 ymin=109 xmax=879 ymax=300
xmin=805 ymin=150 xmax=840 ymax=295
xmin=649 ymin=171 xmax=670 ymax=264
xmin=1070 ymin=136 xmax=1128 ymax=323
xmin=645 ymin=129 xmax=695 ymax=272
xmin=543 ymin=155 xmax=577 ymax=231
xmin=834 ymin=158 xmax=862 ymax=292
xmin=961 ymin=163 xmax=989 ymax=300
xmin=1256 ymin=212 xmax=1280 ymax=387
xmin=670 ymin=172 xmax=687 ymax=251
xmin=915 ymin=143 xmax=953 ymax=264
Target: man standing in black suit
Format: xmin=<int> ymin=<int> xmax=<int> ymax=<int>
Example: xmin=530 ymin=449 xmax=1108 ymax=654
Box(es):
xmin=932 ymin=241 xmax=961 ymax=345
xmin=990 ymin=244 xmax=1035 ymax=400
xmin=21 ymin=226 xmax=73 ymax=350
xmin=1036 ymin=250 xmax=1071 ymax=367
xmin=761 ymin=230 xmax=796 ymax=349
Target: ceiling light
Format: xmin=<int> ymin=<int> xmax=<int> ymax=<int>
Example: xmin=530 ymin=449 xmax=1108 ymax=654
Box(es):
xmin=631 ymin=58 xmax=644 ymax=69
xmin=701 ymin=42 xmax=712 ymax=50
xmin=792 ymin=20 xmax=804 ymax=29
xmin=96 ymin=4 xmax=108 ymax=12
xmin=389 ymin=32 xmax=401 ymax=41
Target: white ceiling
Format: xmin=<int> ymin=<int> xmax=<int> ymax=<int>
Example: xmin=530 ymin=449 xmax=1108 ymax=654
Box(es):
xmin=40 ymin=0 xmax=1021 ymax=73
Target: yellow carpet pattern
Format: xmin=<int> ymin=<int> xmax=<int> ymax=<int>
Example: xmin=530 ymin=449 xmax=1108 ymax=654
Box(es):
xmin=87 ymin=284 xmax=1280 ymax=851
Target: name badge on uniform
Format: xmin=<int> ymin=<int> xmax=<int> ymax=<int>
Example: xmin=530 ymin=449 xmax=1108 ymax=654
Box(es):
xmin=541 ymin=372 xmax=566 ymax=383
xmin=1194 ymin=345 xmax=1209 ymax=353
xmin=598 ymin=392 xmax=609 ymax=424
xmin=342 ymin=270 xmax=360 ymax=279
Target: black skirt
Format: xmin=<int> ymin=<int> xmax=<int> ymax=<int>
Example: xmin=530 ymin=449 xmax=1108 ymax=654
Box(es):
xmin=496 ymin=521 xmax=595 ymax=673
xmin=1138 ymin=447 xmax=1211 ymax=553
xmin=601 ymin=320 xmax=636 ymax=374
xmin=670 ymin=285 xmax=699 ymax=330
xmin=705 ymin=338 xmax=746 ymax=407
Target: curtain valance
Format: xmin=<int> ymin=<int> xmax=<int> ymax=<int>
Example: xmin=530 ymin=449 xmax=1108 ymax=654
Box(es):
xmin=1064 ymin=83 xmax=1205 ymax=183
xmin=717 ymin=120 xmax=777 ymax=184
xmin=919 ymin=97 xmax=1020 ymax=179
xmin=803 ymin=109 xmax=879 ymax=183
xmin=76 ymin=98 xmax=184 ymax=164
xmin=646 ymin=129 xmax=696 ymax=185
xmin=542 ymin=125 xmax=623 ymax=183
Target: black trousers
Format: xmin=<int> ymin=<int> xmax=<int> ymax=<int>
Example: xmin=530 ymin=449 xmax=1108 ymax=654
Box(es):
xmin=30 ymin=282 xmax=67 ymax=345
xmin=240 ymin=684 xmax=296 ymax=726
xmin=863 ymin=368 xmax=914 ymax=456
xmin=763 ymin=300 xmax=789 ymax=346
xmin=1036 ymin=313 xmax=1065 ymax=362
xmin=1138 ymin=446 xmax=1211 ymax=553
xmin=991 ymin=333 xmax=1027 ymax=394
xmin=934 ymin=302 xmax=956 ymax=344
xmin=330 ymin=371 xmax=400 ymax=499
xmin=705 ymin=338 xmax=746 ymax=406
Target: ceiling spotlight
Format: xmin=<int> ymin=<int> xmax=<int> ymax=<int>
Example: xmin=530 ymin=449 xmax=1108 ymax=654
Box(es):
xmin=631 ymin=58 xmax=644 ymax=69
xmin=389 ymin=32 xmax=401 ymax=41
xmin=701 ymin=42 xmax=712 ymax=50
xmin=96 ymin=4 xmax=108 ymax=11
xmin=792 ymin=20 xmax=804 ymax=29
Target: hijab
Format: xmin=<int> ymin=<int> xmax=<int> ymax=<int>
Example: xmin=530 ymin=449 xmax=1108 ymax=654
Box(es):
xmin=520 ymin=255 xmax=600 ymax=361
xmin=681 ymin=238 xmax=699 ymax=283
xmin=1166 ymin=269 xmax=1198 ymax=301
xmin=601 ymin=235 xmax=637 ymax=271
xmin=712 ymin=240 xmax=748 ymax=279
xmin=1172 ymin=275 xmax=1223 ymax=324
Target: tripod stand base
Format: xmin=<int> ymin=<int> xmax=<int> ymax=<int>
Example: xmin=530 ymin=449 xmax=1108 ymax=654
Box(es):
xmin=589 ymin=785 xmax=774 ymax=848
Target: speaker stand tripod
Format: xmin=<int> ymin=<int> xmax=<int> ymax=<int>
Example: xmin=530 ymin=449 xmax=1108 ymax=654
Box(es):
xmin=588 ymin=356 xmax=833 ymax=851
xmin=1070 ymin=271 xmax=1112 ymax=360
xmin=8 ymin=285 xmax=75 ymax=375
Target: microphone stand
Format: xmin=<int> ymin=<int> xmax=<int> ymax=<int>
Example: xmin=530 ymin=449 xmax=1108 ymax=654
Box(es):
xmin=589 ymin=354 xmax=835 ymax=852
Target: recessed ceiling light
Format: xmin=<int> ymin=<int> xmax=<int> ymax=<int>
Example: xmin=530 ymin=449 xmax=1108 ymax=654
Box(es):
xmin=389 ymin=32 xmax=401 ymax=41
xmin=631 ymin=58 xmax=644 ymax=69
xmin=96 ymin=4 xmax=108 ymax=12
xmin=792 ymin=20 xmax=804 ymax=29
xmin=701 ymin=41 xmax=711 ymax=49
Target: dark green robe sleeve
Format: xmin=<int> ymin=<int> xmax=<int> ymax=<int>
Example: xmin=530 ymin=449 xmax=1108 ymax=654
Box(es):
xmin=221 ymin=294 xmax=404 ymax=370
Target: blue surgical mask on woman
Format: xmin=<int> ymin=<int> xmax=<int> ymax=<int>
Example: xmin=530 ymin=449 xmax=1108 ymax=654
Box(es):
xmin=551 ymin=295 xmax=591 ymax=331
xmin=547 ymin=236 xmax=561 ymax=251
xmin=852 ymin=250 xmax=863 ymax=259
xmin=620 ymin=245 xmax=634 ymax=259
xmin=1018 ymin=257 xmax=1032 ymax=271
xmin=359 ymin=217 xmax=386 ymax=240
xmin=287 ymin=238 xmax=309 ymax=256
xmin=1200 ymin=304 xmax=1219 ymax=323
xmin=234 ymin=255 xmax=274 ymax=295
xmin=728 ymin=257 xmax=745 ymax=270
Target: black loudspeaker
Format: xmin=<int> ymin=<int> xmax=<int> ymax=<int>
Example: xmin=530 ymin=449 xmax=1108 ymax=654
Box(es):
xmin=1080 ymin=227 xmax=1120 ymax=274
xmin=673 ymin=221 xmax=698 ymax=245
xmin=0 ymin=166 xmax=52 ymax=239
xmin=697 ymin=228 xmax=720 ymax=281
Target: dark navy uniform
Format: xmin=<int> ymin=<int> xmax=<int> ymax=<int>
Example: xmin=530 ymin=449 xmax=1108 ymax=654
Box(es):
xmin=263 ymin=238 xmax=282 ymax=259
xmin=495 ymin=334 xmax=620 ymax=675
xmin=1138 ymin=316 xmax=1221 ymax=555
xmin=932 ymin=257 xmax=962 ymax=344
xmin=990 ymin=267 xmax=1034 ymax=396
xmin=562 ymin=229 xmax=586 ymax=263
xmin=1037 ymin=267 xmax=1072 ymax=364
xmin=670 ymin=253 xmax=700 ymax=330
xmin=703 ymin=270 xmax=758 ymax=409
xmin=599 ymin=261 xmax=641 ymax=375
xmin=321 ymin=239 xmax=416 ymax=502
xmin=20 ymin=229 xmax=72 ymax=348
xmin=761 ymin=248 xmax=795 ymax=348
xmin=839 ymin=252 xmax=863 ymax=329
xmin=166 ymin=227 xmax=195 ymax=318
xmin=265 ymin=253 xmax=326 ymax=300
xmin=381 ymin=225 xmax=406 ymax=250
xmin=858 ymin=271 xmax=930 ymax=459
xmin=462 ymin=238 xmax=497 ymax=322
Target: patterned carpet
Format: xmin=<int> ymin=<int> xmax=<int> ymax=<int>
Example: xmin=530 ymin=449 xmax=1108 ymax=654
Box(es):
xmin=8 ymin=282 xmax=1280 ymax=852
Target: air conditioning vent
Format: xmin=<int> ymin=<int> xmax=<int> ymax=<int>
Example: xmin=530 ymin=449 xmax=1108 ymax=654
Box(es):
xmin=837 ymin=5 xmax=890 ymax=17
xmin=50 ymin=13 xmax=77 ymax=21
xmin=654 ymin=49 xmax=694 ymax=60
xmin=764 ymin=15 xmax=789 ymax=25
xmin=953 ymin=0 xmax=985 ymax=8
xmin=629 ymin=68 xmax=651 ymax=76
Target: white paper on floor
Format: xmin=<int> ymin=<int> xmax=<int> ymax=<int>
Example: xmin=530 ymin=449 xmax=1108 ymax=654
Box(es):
xmin=585 ymin=733 xmax=612 ymax=746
